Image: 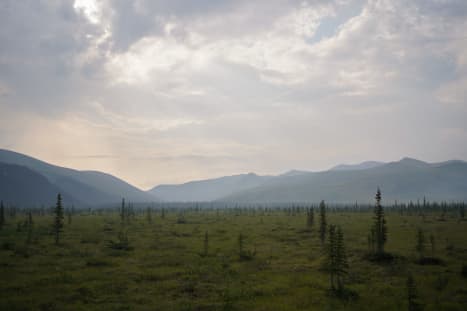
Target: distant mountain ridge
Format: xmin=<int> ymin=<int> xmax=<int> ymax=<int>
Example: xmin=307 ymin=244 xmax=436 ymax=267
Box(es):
xmin=330 ymin=161 xmax=385 ymax=171
xmin=149 ymin=158 xmax=467 ymax=203
xmin=0 ymin=149 xmax=158 ymax=206
xmin=220 ymin=158 xmax=467 ymax=203
xmin=1 ymin=148 xmax=466 ymax=205
xmin=149 ymin=173 xmax=273 ymax=202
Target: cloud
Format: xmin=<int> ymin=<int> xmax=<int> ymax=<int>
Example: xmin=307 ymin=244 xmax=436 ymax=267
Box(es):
xmin=1 ymin=0 xmax=467 ymax=188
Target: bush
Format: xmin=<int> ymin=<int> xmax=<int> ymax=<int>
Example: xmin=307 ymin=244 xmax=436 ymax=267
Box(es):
xmin=107 ymin=231 xmax=132 ymax=251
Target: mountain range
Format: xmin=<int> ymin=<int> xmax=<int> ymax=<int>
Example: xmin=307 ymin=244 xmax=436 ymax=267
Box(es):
xmin=0 ymin=149 xmax=157 ymax=206
xmin=150 ymin=158 xmax=467 ymax=203
xmin=1 ymin=148 xmax=467 ymax=206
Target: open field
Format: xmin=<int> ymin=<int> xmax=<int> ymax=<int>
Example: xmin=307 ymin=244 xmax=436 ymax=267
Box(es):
xmin=1 ymin=205 xmax=467 ymax=311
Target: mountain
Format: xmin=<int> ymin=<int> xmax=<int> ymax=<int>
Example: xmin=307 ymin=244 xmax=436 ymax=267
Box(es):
xmin=330 ymin=161 xmax=385 ymax=171
xmin=280 ymin=170 xmax=311 ymax=177
xmin=149 ymin=173 xmax=272 ymax=202
xmin=2 ymin=149 xmax=466 ymax=205
xmin=219 ymin=158 xmax=467 ymax=203
xmin=0 ymin=162 xmax=69 ymax=207
xmin=0 ymin=149 xmax=157 ymax=206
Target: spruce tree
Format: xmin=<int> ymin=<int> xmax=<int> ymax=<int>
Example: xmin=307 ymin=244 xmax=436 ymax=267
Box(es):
xmin=0 ymin=200 xmax=4 ymax=230
xmin=373 ymin=188 xmax=387 ymax=255
xmin=326 ymin=224 xmax=337 ymax=290
xmin=120 ymin=198 xmax=125 ymax=224
xmin=146 ymin=207 xmax=152 ymax=224
xmin=53 ymin=193 xmax=64 ymax=245
xmin=306 ymin=207 xmax=314 ymax=230
xmin=319 ymin=200 xmax=327 ymax=246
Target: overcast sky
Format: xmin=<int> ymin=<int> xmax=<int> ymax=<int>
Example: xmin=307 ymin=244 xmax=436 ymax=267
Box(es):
xmin=1 ymin=0 xmax=466 ymax=189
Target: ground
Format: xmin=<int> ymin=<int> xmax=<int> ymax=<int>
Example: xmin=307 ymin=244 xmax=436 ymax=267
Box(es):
xmin=1 ymin=207 xmax=467 ymax=310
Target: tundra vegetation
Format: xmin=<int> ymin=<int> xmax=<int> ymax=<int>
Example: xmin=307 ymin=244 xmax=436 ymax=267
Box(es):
xmin=0 ymin=191 xmax=467 ymax=310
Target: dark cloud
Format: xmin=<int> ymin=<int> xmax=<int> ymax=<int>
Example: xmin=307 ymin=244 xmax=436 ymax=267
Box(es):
xmin=0 ymin=1 xmax=104 ymax=114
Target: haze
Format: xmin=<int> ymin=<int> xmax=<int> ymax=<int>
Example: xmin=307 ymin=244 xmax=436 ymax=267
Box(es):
xmin=1 ymin=0 xmax=466 ymax=189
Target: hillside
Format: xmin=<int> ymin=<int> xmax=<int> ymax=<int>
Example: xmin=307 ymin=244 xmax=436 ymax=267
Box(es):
xmin=220 ymin=158 xmax=467 ymax=203
xmin=149 ymin=173 xmax=272 ymax=202
xmin=0 ymin=149 xmax=157 ymax=206
xmin=0 ymin=162 xmax=73 ymax=206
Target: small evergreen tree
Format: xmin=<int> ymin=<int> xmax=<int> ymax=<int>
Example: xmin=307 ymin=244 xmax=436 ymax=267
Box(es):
xmin=306 ymin=207 xmax=315 ymax=230
xmin=326 ymin=224 xmax=337 ymax=290
xmin=372 ymin=188 xmax=387 ymax=255
xmin=146 ymin=207 xmax=152 ymax=224
xmin=120 ymin=198 xmax=125 ymax=224
xmin=319 ymin=200 xmax=327 ymax=246
xmin=53 ymin=194 xmax=64 ymax=245
xmin=28 ymin=210 xmax=33 ymax=226
xmin=325 ymin=224 xmax=349 ymax=293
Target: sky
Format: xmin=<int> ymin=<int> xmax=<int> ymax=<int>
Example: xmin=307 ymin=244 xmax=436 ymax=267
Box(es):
xmin=0 ymin=0 xmax=467 ymax=189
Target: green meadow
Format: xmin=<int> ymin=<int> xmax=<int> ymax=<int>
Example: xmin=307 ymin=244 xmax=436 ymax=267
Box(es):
xmin=1 ymin=206 xmax=467 ymax=311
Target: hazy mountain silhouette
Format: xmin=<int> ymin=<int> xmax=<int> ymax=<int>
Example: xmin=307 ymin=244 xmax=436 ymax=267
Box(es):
xmin=330 ymin=161 xmax=385 ymax=171
xmin=0 ymin=162 xmax=75 ymax=206
xmin=1 ymin=149 xmax=466 ymax=205
xmin=149 ymin=173 xmax=272 ymax=202
xmin=0 ymin=149 xmax=157 ymax=206
xmin=220 ymin=158 xmax=467 ymax=203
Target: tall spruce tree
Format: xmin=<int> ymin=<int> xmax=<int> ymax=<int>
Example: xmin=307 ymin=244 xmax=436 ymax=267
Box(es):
xmin=326 ymin=224 xmax=337 ymax=290
xmin=53 ymin=193 xmax=64 ymax=245
xmin=319 ymin=200 xmax=327 ymax=245
xmin=325 ymin=224 xmax=348 ymax=293
xmin=373 ymin=188 xmax=387 ymax=255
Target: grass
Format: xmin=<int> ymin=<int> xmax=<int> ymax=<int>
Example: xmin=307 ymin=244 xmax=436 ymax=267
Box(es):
xmin=0 ymin=208 xmax=467 ymax=310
